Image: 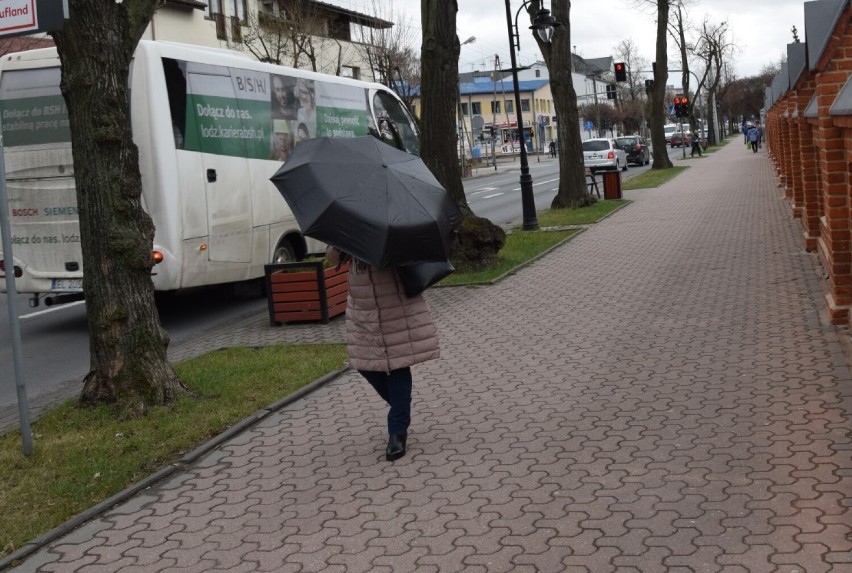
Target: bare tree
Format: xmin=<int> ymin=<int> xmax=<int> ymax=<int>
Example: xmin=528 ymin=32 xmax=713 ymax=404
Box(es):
xmin=613 ymin=38 xmax=650 ymax=135
xmin=650 ymin=0 xmax=673 ymax=168
xmin=239 ymin=2 xmax=344 ymax=74
xmin=52 ymin=0 xmax=186 ymax=414
xmin=694 ymin=19 xmax=732 ymax=145
xmin=668 ymin=1 xmax=692 ymax=105
xmin=420 ymin=0 xmax=505 ymax=270
xmin=352 ymin=1 xmax=421 ymax=110
xmin=528 ymin=0 xmax=596 ymax=209
xmin=579 ymin=103 xmax=626 ymax=137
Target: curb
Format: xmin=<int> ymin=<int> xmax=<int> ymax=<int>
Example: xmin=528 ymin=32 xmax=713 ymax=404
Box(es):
xmin=0 ymin=365 xmax=350 ymax=572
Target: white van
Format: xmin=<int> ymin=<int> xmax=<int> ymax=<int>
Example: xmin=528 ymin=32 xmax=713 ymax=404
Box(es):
xmin=663 ymin=123 xmax=679 ymax=143
xmin=0 ymin=41 xmax=419 ymax=305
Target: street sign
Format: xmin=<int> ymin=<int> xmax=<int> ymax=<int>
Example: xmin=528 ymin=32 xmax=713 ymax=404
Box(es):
xmin=0 ymin=0 xmax=68 ymax=39
xmin=0 ymin=0 xmax=69 ymax=455
xmin=584 ymin=120 xmax=593 ymax=131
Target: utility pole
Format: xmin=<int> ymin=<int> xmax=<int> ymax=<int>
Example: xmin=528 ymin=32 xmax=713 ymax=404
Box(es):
xmin=491 ymin=54 xmax=498 ymax=169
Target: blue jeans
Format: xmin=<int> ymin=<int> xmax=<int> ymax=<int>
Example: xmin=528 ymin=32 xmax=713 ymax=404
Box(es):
xmin=359 ymin=368 xmax=412 ymax=435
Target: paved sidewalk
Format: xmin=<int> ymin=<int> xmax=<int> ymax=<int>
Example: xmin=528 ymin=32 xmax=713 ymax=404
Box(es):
xmin=8 ymin=143 xmax=852 ymax=572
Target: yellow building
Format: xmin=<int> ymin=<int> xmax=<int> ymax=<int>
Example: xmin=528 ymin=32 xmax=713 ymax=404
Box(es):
xmin=411 ymin=76 xmax=555 ymax=158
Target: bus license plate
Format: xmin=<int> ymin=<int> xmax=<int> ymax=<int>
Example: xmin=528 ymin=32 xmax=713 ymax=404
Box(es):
xmin=52 ymin=279 xmax=83 ymax=291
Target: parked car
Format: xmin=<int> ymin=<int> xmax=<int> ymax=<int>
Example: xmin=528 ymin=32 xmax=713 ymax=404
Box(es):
xmin=669 ymin=131 xmax=690 ymax=147
xmin=582 ymin=138 xmax=628 ymax=172
xmin=616 ymin=135 xmax=650 ymax=166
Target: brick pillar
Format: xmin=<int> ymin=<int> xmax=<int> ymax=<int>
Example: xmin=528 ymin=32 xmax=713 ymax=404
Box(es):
xmin=779 ymin=102 xmax=794 ymax=203
xmin=800 ymin=119 xmax=821 ymax=251
xmin=814 ymin=72 xmax=851 ymax=324
xmin=787 ymin=102 xmax=804 ymax=218
xmin=794 ymin=79 xmax=820 ymax=251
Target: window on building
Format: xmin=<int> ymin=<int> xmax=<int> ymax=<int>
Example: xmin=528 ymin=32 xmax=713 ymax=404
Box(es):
xmin=206 ymin=0 xmax=222 ymax=17
xmin=535 ymin=69 xmax=541 ymax=77
xmin=521 ymin=99 xmax=530 ymax=112
xmin=505 ymin=100 xmax=513 ymax=113
xmin=471 ymin=102 xmax=482 ymax=115
xmin=341 ymin=66 xmax=361 ymax=79
xmin=491 ymin=100 xmax=501 ymax=114
xmin=231 ymin=0 xmax=246 ymax=22
xmin=461 ymin=102 xmax=469 ymax=116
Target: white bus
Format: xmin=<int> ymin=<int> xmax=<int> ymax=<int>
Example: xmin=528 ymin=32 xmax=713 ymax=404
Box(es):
xmin=0 ymin=40 xmax=419 ymax=306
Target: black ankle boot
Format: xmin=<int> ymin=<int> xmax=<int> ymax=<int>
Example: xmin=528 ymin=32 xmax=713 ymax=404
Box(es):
xmin=386 ymin=434 xmax=407 ymax=461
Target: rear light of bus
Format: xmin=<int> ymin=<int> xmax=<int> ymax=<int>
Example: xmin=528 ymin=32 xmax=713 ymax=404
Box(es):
xmin=152 ymin=251 xmax=164 ymax=264
xmin=0 ymin=260 xmax=23 ymax=278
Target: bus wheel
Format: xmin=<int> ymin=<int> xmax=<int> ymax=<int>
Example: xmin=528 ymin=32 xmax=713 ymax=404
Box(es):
xmin=272 ymin=241 xmax=296 ymax=264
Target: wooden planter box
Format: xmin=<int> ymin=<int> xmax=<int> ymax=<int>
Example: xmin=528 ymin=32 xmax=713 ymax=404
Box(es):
xmin=264 ymin=261 xmax=349 ymax=325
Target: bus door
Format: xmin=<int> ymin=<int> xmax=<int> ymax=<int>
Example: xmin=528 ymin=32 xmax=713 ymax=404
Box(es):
xmin=184 ymin=64 xmax=253 ymax=264
xmin=370 ymin=89 xmax=420 ymax=155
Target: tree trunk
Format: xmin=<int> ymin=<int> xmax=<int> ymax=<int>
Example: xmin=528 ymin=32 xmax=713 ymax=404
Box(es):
xmin=650 ymin=0 xmax=673 ymax=169
xmin=52 ymin=0 xmax=185 ymax=415
xmin=420 ymin=0 xmax=504 ymax=270
xmin=529 ymin=1 xmax=595 ymax=208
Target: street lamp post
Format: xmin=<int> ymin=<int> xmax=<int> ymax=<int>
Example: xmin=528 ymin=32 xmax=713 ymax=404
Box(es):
xmin=503 ymin=1 xmax=557 ymax=230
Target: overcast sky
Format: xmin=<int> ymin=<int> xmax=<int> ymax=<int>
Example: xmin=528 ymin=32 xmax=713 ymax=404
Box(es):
xmin=337 ymin=0 xmax=806 ymax=80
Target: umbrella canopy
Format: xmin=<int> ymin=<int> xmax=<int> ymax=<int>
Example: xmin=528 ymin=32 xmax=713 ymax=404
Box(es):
xmin=270 ymin=136 xmax=462 ymax=269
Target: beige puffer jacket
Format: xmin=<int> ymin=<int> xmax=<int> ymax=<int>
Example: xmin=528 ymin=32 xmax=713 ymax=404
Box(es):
xmin=344 ymin=265 xmax=440 ymax=372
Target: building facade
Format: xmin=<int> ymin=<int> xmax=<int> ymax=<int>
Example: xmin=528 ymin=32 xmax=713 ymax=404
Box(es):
xmin=144 ymin=0 xmax=391 ymax=81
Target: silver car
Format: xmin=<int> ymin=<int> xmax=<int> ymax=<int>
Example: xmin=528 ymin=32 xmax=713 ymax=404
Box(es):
xmin=582 ymin=138 xmax=628 ymax=172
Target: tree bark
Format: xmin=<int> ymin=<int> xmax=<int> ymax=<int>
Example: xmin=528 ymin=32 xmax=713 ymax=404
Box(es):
xmin=650 ymin=0 xmax=673 ymax=169
xmin=529 ymin=0 xmax=595 ymax=209
xmin=52 ymin=0 xmax=185 ymax=415
xmin=420 ymin=0 xmax=504 ymax=270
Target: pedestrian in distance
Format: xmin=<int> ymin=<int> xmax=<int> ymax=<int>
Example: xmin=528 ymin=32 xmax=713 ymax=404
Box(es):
xmin=326 ymin=246 xmax=440 ymax=462
xmin=747 ymin=125 xmax=760 ymax=153
xmin=690 ymin=131 xmax=703 ymax=158
xmin=549 ymin=140 xmax=556 ymax=157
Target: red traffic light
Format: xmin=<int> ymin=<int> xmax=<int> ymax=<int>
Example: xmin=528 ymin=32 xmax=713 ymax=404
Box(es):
xmin=673 ymin=97 xmax=681 ymax=104
xmin=614 ymin=62 xmax=627 ymax=82
xmin=681 ymin=97 xmax=689 ymax=106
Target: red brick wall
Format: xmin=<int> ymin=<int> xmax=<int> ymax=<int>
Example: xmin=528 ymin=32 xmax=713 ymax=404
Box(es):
xmin=765 ymin=5 xmax=851 ymax=324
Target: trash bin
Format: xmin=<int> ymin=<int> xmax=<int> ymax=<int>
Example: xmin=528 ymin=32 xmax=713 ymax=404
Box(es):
xmin=602 ymin=171 xmax=623 ymax=200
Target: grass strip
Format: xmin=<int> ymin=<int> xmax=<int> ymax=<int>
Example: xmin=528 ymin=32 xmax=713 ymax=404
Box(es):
xmin=0 ymin=344 xmax=347 ymax=559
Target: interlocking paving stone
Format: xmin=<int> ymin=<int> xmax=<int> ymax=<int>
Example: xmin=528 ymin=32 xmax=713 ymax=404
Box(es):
xmin=8 ymin=142 xmax=852 ymax=572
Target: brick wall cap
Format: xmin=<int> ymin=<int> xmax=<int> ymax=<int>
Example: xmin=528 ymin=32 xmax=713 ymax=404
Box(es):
xmin=805 ymin=0 xmax=848 ymax=71
xmin=805 ymin=94 xmax=819 ymax=117
xmin=829 ymin=74 xmax=852 ymax=116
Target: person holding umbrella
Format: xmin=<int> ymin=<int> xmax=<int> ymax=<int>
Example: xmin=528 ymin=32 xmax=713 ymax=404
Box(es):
xmin=326 ymin=246 xmax=440 ymax=462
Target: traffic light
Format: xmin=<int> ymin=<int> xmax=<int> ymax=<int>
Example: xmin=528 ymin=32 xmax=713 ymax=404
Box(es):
xmin=673 ymin=96 xmax=690 ymax=118
xmin=614 ymin=62 xmax=627 ymax=82
xmin=606 ymin=84 xmax=616 ymax=100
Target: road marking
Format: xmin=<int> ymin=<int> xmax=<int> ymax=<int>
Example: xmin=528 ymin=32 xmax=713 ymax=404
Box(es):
xmin=512 ymin=177 xmax=560 ymax=192
xmin=470 ymin=187 xmax=498 ymax=195
xmin=482 ymin=193 xmax=504 ymax=199
xmin=20 ymin=300 xmax=85 ymax=320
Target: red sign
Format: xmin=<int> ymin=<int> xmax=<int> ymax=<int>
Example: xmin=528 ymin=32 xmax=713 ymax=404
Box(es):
xmin=0 ymin=0 xmax=38 ymax=35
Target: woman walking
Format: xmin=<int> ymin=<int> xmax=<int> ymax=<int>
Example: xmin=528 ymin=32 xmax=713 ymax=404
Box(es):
xmin=327 ymin=247 xmax=440 ymax=461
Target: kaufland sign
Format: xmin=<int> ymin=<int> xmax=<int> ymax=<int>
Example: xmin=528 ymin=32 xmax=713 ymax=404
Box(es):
xmin=0 ymin=0 xmax=38 ymax=34
xmin=0 ymin=0 xmax=66 ymax=38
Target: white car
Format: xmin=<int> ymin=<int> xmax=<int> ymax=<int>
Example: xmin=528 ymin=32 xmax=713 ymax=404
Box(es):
xmin=582 ymin=138 xmax=628 ymax=172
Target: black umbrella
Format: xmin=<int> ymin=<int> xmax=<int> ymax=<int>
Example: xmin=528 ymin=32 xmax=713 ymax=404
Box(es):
xmin=270 ymin=136 xmax=462 ymax=269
